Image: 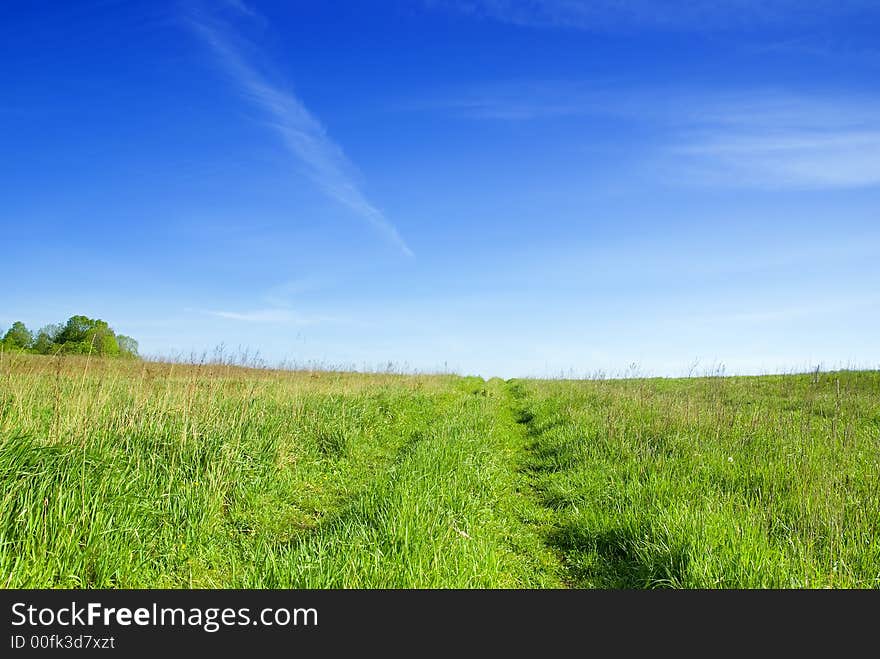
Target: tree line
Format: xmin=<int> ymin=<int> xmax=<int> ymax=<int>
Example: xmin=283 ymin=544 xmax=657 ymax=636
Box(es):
xmin=1 ymin=315 xmax=139 ymax=358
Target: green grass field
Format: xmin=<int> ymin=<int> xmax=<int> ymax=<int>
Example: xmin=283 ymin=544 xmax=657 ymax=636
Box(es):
xmin=1 ymin=353 xmax=878 ymax=588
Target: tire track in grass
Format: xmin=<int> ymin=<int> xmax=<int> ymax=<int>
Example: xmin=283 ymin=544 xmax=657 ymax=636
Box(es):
xmin=219 ymin=390 xmax=448 ymax=587
xmin=492 ymin=379 xmax=570 ymax=588
xmin=504 ymin=379 xmax=696 ymax=589
xmin=234 ymin=391 xmax=484 ymax=587
xmin=502 ymin=379 xmax=576 ymax=588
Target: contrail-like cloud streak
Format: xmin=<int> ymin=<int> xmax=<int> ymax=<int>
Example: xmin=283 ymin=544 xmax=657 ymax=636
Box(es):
xmin=188 ymin=5 xmax=413 ymax=256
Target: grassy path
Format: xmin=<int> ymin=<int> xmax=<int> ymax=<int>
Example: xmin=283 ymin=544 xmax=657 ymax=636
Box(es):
xmin=242 ymin=377 xmax=563 ymax=587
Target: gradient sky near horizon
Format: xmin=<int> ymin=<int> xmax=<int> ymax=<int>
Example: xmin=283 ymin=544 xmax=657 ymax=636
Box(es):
xmin=2 ymin=1 xmax=879 ymax=378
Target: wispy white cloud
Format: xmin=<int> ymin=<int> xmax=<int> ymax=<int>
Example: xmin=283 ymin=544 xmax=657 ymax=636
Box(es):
xmin=428 ymin=0 xmax=876 ymax=32
xmin=219 ymin=0 xmax=259 ymax=19
xmin=408 ymin=80 xmax=880 ymax=189
xmin=401 ymin=80 xmax=618 ymax=120
xmin=261 ymin=277 xmax=328 ymax=307
xmin=680 ymin=92 xmax=880 ymax=131
xmin=691 ymin=296 xmax=880 ymax=326
xmin=198 ymin=308 xmax=340 ymax=325
xmin=185 ymin=3 xmax=413 ymax=256
xmin=671 ymin=131 xmax=880 ymax=188
xmin=666 ymin=92 xmax=880 ymax=189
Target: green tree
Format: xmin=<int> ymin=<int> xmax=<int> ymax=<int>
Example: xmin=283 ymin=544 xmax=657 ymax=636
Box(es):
xmin=2 ymin=321 xmax=33 ymax=349
xmin=33 ymin=333 xmax=54 ymax=354
xmin=83 ymin=320 xmax=118 ymax=356
xmin=3 ymin=315 xmax=139 ymax=359
xmin=56 ymin=315 xmax=96 ymax=344
xmin=116 ymin=335 xmax=139 ymax=358
xmin=32 ymin=324 xmax=62 ymax=354
xmin=54 ymin=316 xmax=116 ymax=355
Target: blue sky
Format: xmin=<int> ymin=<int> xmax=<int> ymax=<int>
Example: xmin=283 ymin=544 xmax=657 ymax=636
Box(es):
xmin=2 ymin=1 xmax=879 ymax=378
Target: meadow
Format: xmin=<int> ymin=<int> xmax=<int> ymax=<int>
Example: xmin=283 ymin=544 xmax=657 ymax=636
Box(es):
xmin=1 ymin=352 xmax=878 ymax=588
